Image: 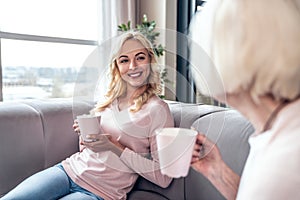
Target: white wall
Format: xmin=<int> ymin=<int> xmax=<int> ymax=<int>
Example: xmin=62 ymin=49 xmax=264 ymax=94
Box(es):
xmin=138 ymin=0 xmax=177 ymax=100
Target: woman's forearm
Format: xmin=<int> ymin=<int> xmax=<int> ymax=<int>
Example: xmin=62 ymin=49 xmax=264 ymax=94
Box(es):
xmin=207 ymin=162 xmax=240 ymax=200
xmin=120 ymin=148 xmax=172 ymax=188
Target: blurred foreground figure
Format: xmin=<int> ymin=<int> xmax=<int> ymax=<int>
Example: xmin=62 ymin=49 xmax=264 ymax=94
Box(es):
xmin=190 ymin=0 xmax=300 ymax=199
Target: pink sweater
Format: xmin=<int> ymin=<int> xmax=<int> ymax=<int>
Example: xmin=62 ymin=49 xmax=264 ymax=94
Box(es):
xmin=62 ymin=96 xmax=174 ymax=199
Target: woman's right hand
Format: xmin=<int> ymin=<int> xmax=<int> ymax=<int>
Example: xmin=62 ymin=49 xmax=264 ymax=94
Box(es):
xmin=191 ymin=133 xmax=240 ymax=200
xmin=191 ymin=133 xmax=223 ymax=177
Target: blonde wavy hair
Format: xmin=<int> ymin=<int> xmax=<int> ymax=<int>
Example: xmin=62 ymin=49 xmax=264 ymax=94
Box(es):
xmin=94 ymin=31 xmax=162 ymax=113
xmin=212 ymin=0 xmax=300 ymax=102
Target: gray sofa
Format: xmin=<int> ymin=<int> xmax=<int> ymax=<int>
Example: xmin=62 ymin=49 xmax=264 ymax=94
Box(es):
xmin=0 ymin=98 xmax=254 ymax=199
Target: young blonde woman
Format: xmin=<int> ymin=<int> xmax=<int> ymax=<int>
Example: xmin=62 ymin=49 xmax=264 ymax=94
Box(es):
xmin=190 ymin=0 xmax=300 ymax=200
xmin=2 ymin=31 xmax=174 ymax=200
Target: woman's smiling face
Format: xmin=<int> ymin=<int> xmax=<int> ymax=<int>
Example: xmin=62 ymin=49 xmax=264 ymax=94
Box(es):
xmin=116 ymin=39 xmax=151 ymax=89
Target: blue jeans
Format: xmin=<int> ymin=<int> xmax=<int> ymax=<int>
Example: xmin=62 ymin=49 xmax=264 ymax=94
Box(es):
xmin=1 ymin=164 xmax=103 ymax=200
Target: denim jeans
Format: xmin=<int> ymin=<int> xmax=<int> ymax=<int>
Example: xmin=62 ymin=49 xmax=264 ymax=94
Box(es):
xmin=1 ymin=163 xmax=103 ymax=200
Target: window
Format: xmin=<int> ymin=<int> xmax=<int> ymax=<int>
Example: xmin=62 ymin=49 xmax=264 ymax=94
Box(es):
xmin=176 ymin=0 xmax=209 ymax=104
xmin=0 ymin=0 xmax=99 ymax=101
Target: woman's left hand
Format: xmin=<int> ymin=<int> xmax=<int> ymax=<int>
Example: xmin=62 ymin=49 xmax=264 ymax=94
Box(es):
xmin=83 ymin=134 xmax=125 ymax=157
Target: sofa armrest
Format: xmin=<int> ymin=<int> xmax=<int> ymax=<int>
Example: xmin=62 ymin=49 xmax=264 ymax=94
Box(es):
xmin=0 ymin=99 xmax=94 ymax=196
xmin=0 ymin=103 xmax=45 ymax=195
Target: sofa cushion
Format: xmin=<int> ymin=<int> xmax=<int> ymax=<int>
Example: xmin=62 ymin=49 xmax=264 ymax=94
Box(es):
xmin=167 ymin=101 xmax=224 ymax=129
xmin=129 ymin=177 xmax=185 ymax=200
xmin=191 ymin=109 xmax=254 ymax=174
xmin=24 ymin=99 xmax=79 ymax=168
xmin=184 ymin=109 xmax=254 ymax=200
xmin=0 ymin=102 xmax=45 ymax=195
xmin=128 ymin=190 xmax=169 ymax=200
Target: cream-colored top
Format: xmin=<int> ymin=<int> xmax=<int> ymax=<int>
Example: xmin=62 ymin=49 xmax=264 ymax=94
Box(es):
xmin=237 ymin=99 xmax=300 ymax=200
xmin=62 ymin=96 xmax=174 ymax=200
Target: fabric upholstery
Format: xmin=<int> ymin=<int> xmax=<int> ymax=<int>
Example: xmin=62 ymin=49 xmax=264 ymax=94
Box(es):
xmin=0 ymin=99 xmax=254 ymax=199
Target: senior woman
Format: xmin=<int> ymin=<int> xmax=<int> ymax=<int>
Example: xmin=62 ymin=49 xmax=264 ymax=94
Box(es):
xmin=189 ymin=0 xmax=300 ymax=200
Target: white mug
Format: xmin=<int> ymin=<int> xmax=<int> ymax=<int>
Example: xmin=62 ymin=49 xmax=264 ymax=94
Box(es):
xmin=156 ymin=127 xmax=198 ymax=178
xmin=77 ymin=114 xmax=101 ymax=142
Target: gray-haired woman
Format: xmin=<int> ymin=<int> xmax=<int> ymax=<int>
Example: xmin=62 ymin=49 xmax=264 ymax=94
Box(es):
xmin=190 ymin=0 xmax=300 ymax=199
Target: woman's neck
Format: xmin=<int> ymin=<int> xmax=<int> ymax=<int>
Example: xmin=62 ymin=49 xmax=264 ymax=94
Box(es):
xmin=226 ymin=93 xmax=283 ymax=134
xmin=117 ymin=87 xmax=138 ymax=111
xmin=117 ymin=92 xmax=134 ymax=111
xmin=117 ymin=84 xmax=148 ymax=111
xmin=252 ymin=97 xmax=284 ymax=134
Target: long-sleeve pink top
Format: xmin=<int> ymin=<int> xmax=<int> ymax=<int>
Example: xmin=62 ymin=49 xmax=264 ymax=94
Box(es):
xmin=62 ymin=96 xmax=174 ymax=199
